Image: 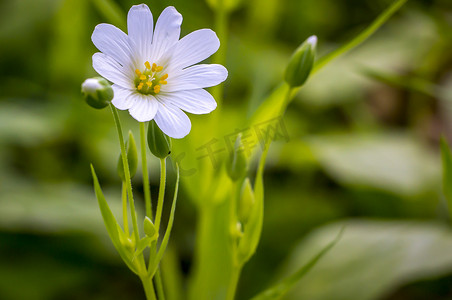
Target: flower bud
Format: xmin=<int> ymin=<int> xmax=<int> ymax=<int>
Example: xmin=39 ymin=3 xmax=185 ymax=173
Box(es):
xmin=143 ymin=216 xmax=157 ymax=239
xmin=81 ymin=77 xmax=113 ymax=109
xmin=117 ymin=131 xmax=138 ymax=181
xmin=227 ymin=134 xmax=248 ymax=181
xmin=238 ymin=178 xmax=255 ymax=224
xmin=147 ymin=120 xmax=172 ymax=159
xmin=284 ymin=35 xmax=317 ymax=87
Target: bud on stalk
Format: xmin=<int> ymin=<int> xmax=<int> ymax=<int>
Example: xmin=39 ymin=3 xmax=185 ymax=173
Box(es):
xmin=147 ymin=120 xmax=172 ymax=159
xmin=285 ymin=35 xmax=317 ymax=88
xmin=117 ymin=131 xmax=138 ymax=180
xmin=81 ymin=77 xmax=113 ymax=109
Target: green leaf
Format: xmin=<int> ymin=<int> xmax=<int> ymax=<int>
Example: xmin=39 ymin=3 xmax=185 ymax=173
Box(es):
xmin=90 ymin=164 xmax=139 ymax=274
xmin=441 ymin=138 xmax=452 ymax=217
xmin=313 ymin=0 xmax=408 ymax=72
xmin=280 ymin=220 xmax=452 ymax=300
xmin=237 ymin=142 xmax=270 ymax=264
xmin=248 ymin=0 xmax=408 ymax=129
xmin=149 ymin=164 xmax=180 ymax=277
xmin=251 ymin=228 xmax=343 ymax=300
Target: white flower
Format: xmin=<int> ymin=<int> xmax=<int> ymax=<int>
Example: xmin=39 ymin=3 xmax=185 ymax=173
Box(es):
xmin=91 ymin=4 xmax=228 ymax=138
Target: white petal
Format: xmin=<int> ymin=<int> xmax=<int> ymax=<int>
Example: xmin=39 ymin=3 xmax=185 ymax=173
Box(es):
xmin=151 ymin=6 xmax=182 ymax=63
xmin=111 ymin=85 xmax=136 ymax=110
xmin=92 ymin=53 xmax=134 ymax=89
xmin=91 ymin=24 xmax=134 ymax=71
xmin=156 ymin=89 xmax=217 ymax=114
xmin=164 ymin=64 xmax=228 ymax=92
xmin=128 ymin=4 xmax=153 ymax=62
xmin=168 ymin=29 xmax=220 ymax=71
xmin=154 ymin=103 xmax=191 ymax=139
xmin=128 ymin=94 xmax=158 ymax=122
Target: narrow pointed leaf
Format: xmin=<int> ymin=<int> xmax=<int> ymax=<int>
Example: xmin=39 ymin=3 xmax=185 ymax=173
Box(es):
xmin=251 ymin=228 xmax=343 ymax=300
xmin=249 ymin=0 xmax=408 ymax=131
xmin=237 ymin=142 xmax=270 ymax=264
xmin=150 ymin=164 xmax=180 ymax=277
xmin=90 ymin=164 xmax=139 ymax=274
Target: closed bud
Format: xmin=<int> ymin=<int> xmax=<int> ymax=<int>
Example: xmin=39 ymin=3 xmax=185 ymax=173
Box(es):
xmin=117 ymin=131 xmax=138 ymax=180
xmin=147 ymin=120 xmax=172 ymax=159
xmin=81 ymin=77 xmax=113 ymax=109
xmin=227 ymin=134 xmax=248 ymax=181
xmin=239 ymin=178 xmax=255 ymax=224
xmin=284 ymin=35 xmax=317 ymax=87
xmin=144 ymin=216 xmax=157 ymax=239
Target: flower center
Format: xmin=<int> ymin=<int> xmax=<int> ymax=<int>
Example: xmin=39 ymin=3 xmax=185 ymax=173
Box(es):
xmin=135 ymin=61 xmax=168 ymax=95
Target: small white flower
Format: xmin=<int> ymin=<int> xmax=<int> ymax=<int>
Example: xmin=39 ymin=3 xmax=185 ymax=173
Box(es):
xmin=91 ymin=4 xmax=228 ymax=138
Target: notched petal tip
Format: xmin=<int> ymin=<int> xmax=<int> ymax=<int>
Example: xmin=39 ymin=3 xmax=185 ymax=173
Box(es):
xmin=162 ymin=6 xmax=183 ymax=24
xmin=130 ymin=3 xmax=151 ymax=11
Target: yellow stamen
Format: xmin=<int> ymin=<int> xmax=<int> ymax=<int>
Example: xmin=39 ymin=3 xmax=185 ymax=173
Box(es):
xmin=145 ymin=61 xmax=151 ymax=69
xmin=160 ymin=74 xmax=168 ymax=80
xmin=137 ymin=83 xmax=144 ymax=90
xmin=159 ymin=80 xmax=167 ymax=85
xmin=154 ymin=85 xmax=161 ymax=93
xmin=140 ymin=75 xmax=147 ymax=81
xmin=135 ymin=69 xmax=142 ymax=76
xmin=156 ymin=66 xmax=163 ymax=72
xmin=152 ymin=63 xmax=157 ymax=72
xmin=146 ymin=81 xmax=152 ymax=87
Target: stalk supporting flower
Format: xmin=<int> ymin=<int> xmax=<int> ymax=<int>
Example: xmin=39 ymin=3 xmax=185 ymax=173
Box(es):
xmin=91 ymin=4 xmax=228 ymax=138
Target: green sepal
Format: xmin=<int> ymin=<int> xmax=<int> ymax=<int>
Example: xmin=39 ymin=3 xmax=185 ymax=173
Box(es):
xmin=441 ymin=138 xmax=452 ymax=219
xmin=227 ymin=134 xmax=248 ymax=181
xmin=251 ymin=228 xmax=343 ymax=300
xmin=82 ymin=77 xmax=113 ymax=109
xmin=238 ymin=178 xmax=255 ymax=225
xmin=148 ymin=120 xmax=172 ymax=159
xmin=90 ymin=164 xmax=139 ymax=274
xmin=117 ymin=131 xmax=138 ymax=180
xmin=284 ymin=36 xmax=317 ymax=88
xmin=144 ymin=216 xmax=158 ymax=239
xmin=236 ymin=142 xmax=269 ymax=265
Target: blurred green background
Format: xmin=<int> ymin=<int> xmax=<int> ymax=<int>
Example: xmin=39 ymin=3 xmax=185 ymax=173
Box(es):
xmin=1 ymin=0 xmax=452 ymax=299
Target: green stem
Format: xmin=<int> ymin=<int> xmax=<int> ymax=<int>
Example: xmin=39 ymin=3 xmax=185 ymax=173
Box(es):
xmin=226 ymin=267 xmax=241 ymax=300
xmin=140 ymin=122 xmax=152 ymax=219
xmin=110 ymin=103 xmax=140 ymax=244
xmin=141 ymin=276 xmax=157 ymax=300
xmin=154 ymin=270 xmax=166 ymax=300
xmin=122 ymin=181 xmax=129 ymax=236
xmin=155 ymin=158 xmax=167 ymax=231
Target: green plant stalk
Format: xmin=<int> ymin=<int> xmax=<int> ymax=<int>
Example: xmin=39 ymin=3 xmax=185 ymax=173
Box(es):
xmin=140 ymin=122 xmax=153 ymax=219
xmin=154 ymin=271 xmax=166 ymax=300
xmin=122 ymin=181 xmax=129 ymax=235
xmin=110 ymin=104 xmax=153 ymax=298
xmin=149 ymin=158 xmax=167 ymax=300
xmin=155 ymin=158 xmax=167 ymax=231
xmin=226 ymin=267 xmax=241 ymax=300
xmin=190 ymin=1 xmax=408 ymax=298
xmin=110 ymin=104 xmax=140 ymax=246
xmin=141 ymin=275 xmax=157 ymax=300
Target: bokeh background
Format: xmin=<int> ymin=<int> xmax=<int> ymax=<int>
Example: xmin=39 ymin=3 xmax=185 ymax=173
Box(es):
xmin=1 ymin=0 xmax=452 ymax=299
